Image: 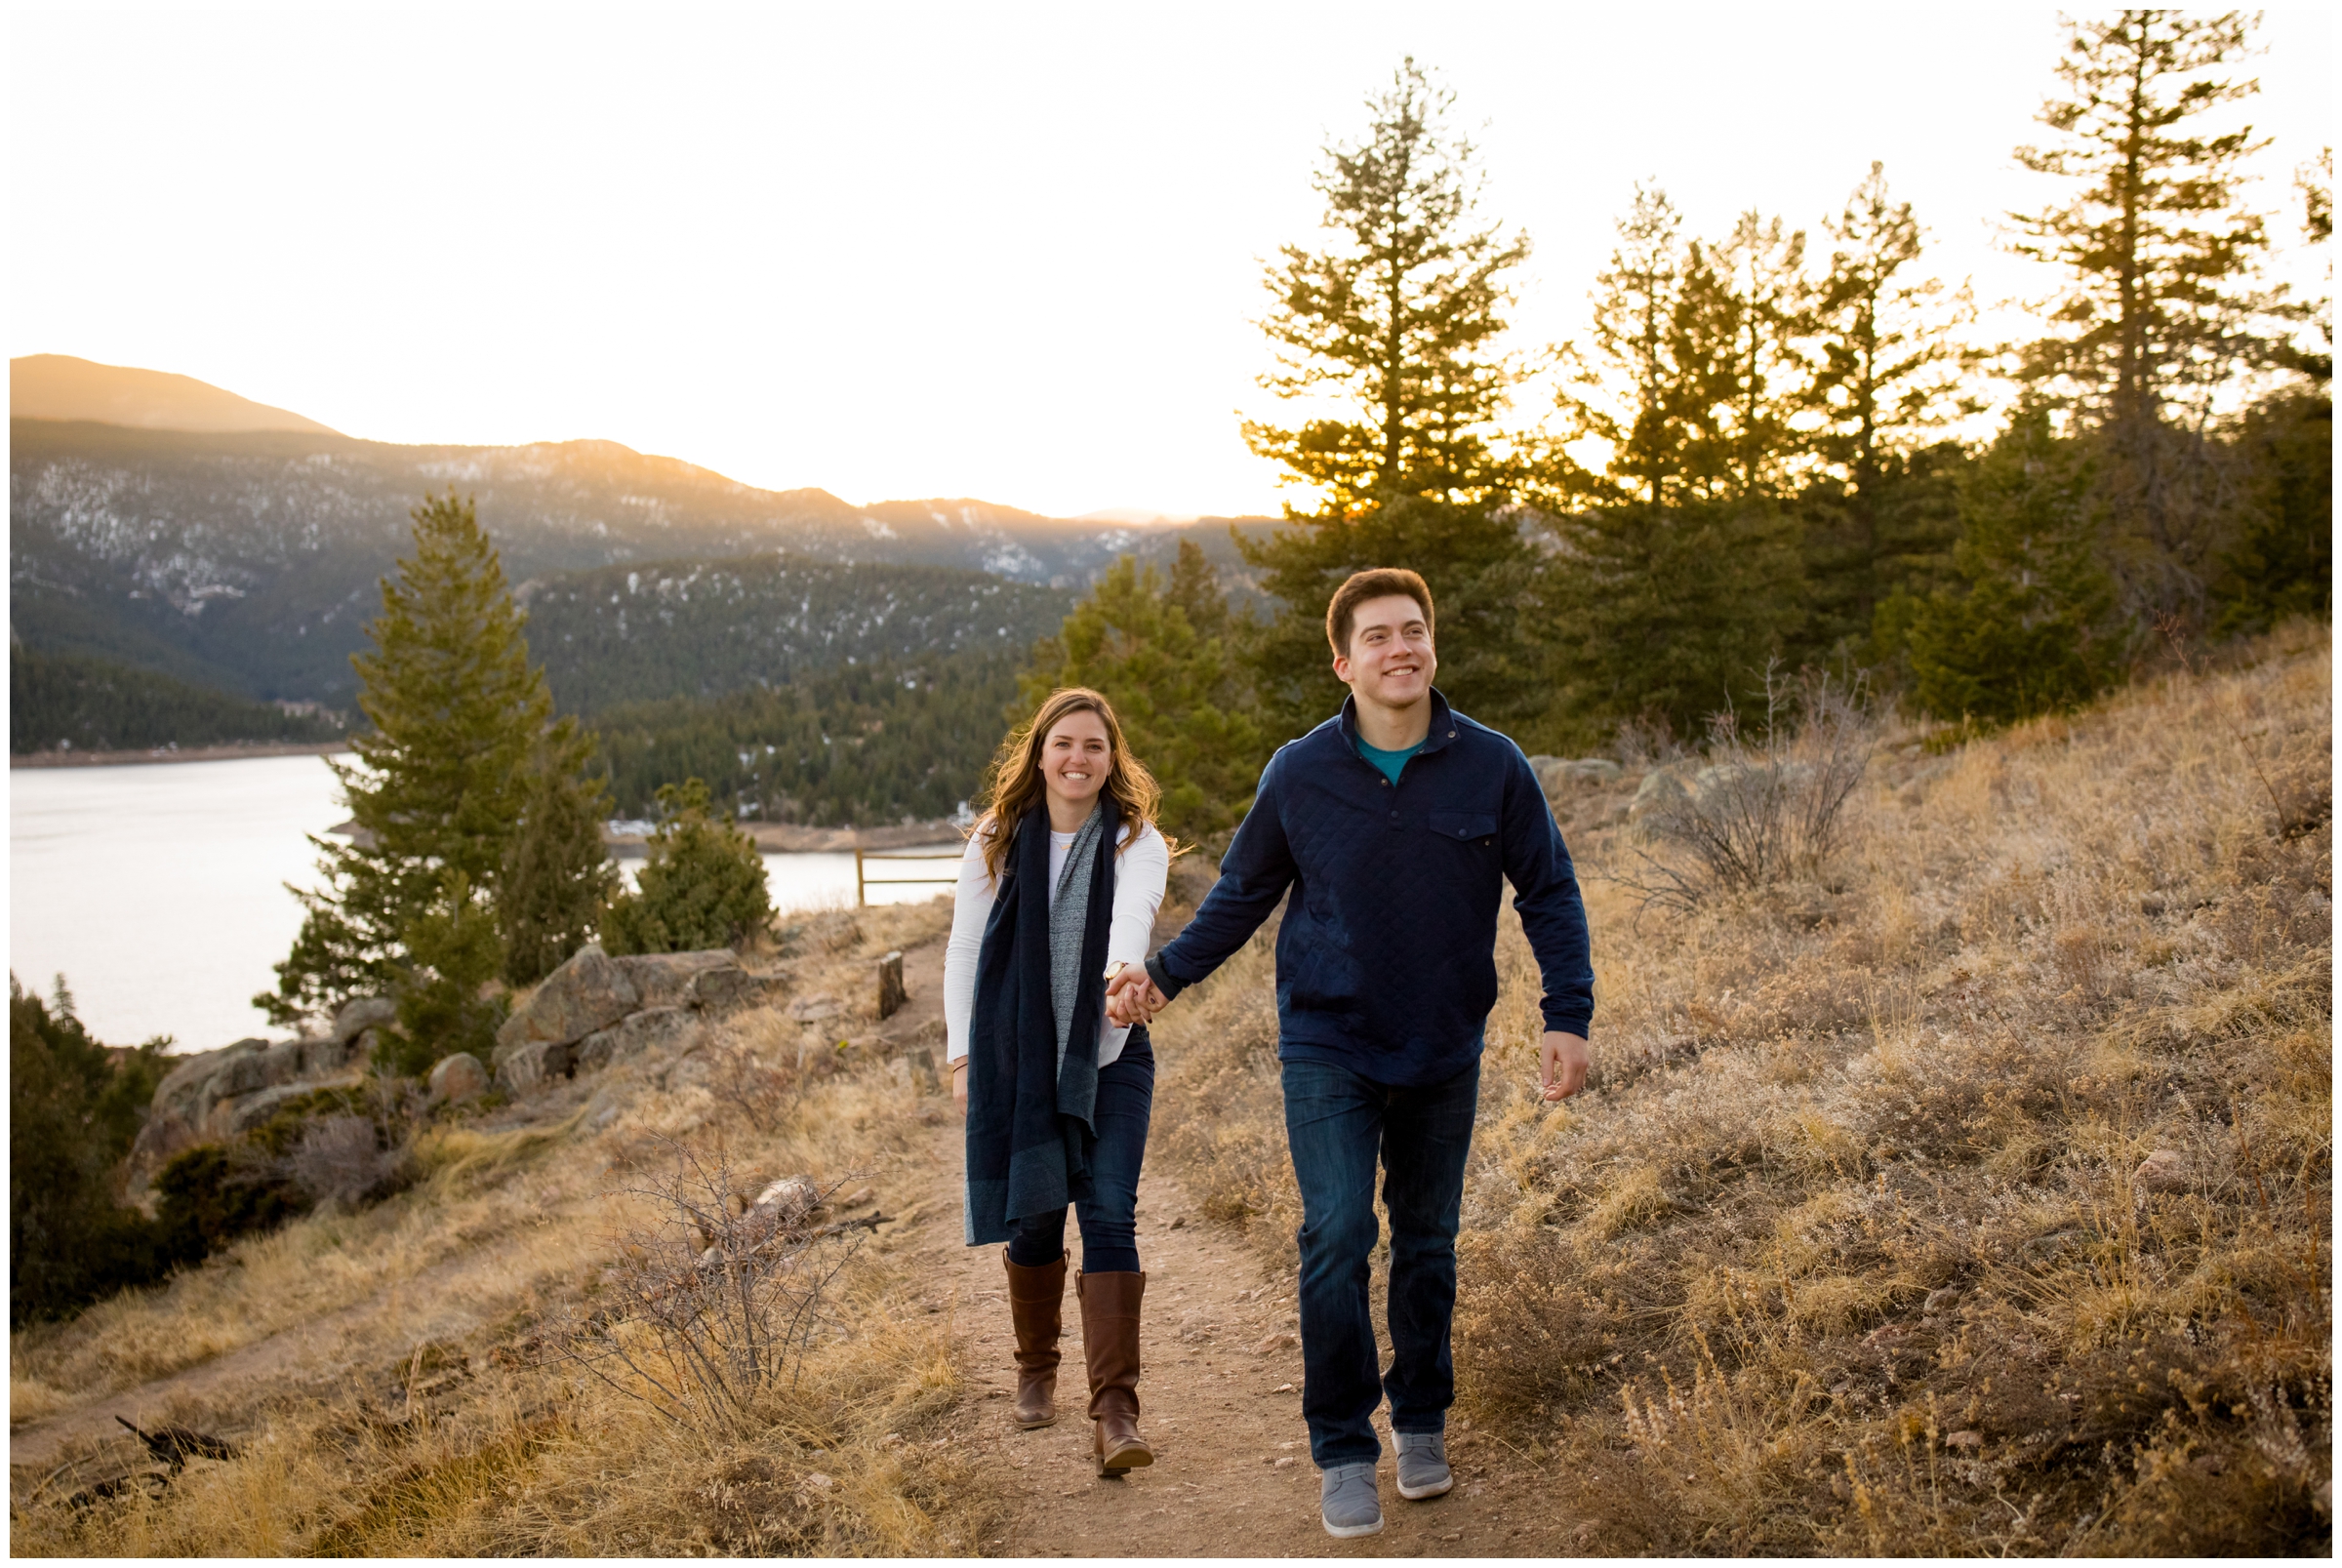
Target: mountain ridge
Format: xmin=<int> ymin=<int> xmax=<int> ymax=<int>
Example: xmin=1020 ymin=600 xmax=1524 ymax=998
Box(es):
xmin=11 ymin=354 xmax=342 ymax=436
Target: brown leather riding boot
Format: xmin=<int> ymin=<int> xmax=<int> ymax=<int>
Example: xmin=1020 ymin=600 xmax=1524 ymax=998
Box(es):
xmin=1077 ymin=1268 xmax=1153 ymax=1474
xmin=1003 ymin=1250 xmax=1067 ymax=1429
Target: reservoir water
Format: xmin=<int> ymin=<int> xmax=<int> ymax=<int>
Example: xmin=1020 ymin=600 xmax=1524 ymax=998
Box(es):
xmin=9 ymin=752 xmax=955 ymax=1053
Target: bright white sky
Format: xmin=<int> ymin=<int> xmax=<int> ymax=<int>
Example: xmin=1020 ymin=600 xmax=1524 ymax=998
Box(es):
xmin=11 ymin=5 xmax=2331 ymax=520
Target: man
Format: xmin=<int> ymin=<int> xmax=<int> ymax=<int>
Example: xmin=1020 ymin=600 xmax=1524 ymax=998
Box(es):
xmin=1106 ymin=566 xmax=1593 ymax=1540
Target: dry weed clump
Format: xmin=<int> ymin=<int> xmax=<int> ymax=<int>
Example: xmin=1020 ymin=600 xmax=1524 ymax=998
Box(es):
xmin=15 ymin=896 xmax=1001 ymax=1557
xmin=1151 ymin=623 xmax=2330 ymax=1554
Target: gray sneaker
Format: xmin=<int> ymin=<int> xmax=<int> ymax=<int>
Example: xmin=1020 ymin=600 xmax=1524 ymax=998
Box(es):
xmin=1394 ymin=1431 xmax=1452 ymax=1500
xmin=1319 ymin=1461 xmax=1385 ymax=1538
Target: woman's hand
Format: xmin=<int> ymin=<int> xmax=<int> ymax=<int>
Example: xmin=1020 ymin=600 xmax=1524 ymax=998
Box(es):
xmin=951 ymin=1059 xmax=969 ymax=1117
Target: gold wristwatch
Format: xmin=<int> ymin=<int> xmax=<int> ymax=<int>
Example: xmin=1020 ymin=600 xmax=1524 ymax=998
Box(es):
xmin=1105 ymin=961 xmax=1128 ymax=982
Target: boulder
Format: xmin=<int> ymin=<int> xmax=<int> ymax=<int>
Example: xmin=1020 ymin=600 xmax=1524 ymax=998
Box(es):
xmin=152 ymin=1039 xmax=267 ymax=1126
xmin=495 ymin=945 xmax=638 ymax=1061
xmin=1529 ymin=756 xmax=1624 ymax=797
xmin=427 ymin=1052 xmax=489 ymax=1103
xmin=331 ymin=996 xmax=397 ymax=1045
xmin=614 ymin=950 xmax=737 ymax=1010
xmin=574 ymin=1007 xmax=702 ymax=1074
xmin=214 ymin=1078 xmax=354 ymax=1140
xmin=1629 ymin=769 xmax=1690 ymax=823
xmin=690 ymin=966 xmax=781 ymax=1014
xmin=496 ymin=1038 xmax=575 ymax=1094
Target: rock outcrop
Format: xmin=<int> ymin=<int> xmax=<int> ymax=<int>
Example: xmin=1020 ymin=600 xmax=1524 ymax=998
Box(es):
xmin=126 ymin=996 xmax=390 ymax=1192
xmin=490 ymin=944 xmax=787 ymax=1094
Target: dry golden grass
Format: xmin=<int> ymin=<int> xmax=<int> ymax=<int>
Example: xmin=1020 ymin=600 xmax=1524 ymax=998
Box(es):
xmin=13 ymin=898 xmax=1003 ymax=1557
xmin=1151 ymin=621 xmax=2332 ymax=1555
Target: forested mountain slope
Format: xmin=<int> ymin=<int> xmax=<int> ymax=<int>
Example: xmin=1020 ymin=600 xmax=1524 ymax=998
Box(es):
xmin=521 ymin=555 xmax=1072 ymax=712
xmin=9 ymin=417 xmax=1272 ymax=704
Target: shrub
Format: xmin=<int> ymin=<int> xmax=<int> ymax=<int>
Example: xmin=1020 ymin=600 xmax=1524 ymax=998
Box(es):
xmin=604 ymin=779 xmax=774 ymax=955
xmin=151 ymin=1145 xmax=305 ymax=1256
xmin=8 ymin=977 xmax=189 ymax=1325
xmin=1619 ymin=665 xmax=1874 ymax=911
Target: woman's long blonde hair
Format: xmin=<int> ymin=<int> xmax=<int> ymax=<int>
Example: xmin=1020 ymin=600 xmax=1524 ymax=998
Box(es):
xmin=971 ymin=687 xmax=1173 ymax=881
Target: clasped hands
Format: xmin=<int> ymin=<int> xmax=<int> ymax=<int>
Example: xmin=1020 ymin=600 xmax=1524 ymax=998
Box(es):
xmin=1104 ymin=965 xmax=1168 ymax=1027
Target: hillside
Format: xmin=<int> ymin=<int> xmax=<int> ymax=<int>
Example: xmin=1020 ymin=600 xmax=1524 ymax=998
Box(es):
xmin=9 ymin=414 xmax=1274 ymax=707
xmin=7 ymin=628 xmax=2328 ymax=1554
xmin=520 ymin=555 xmax=1072 ymax=713
xmin=9 ymin=650 xmax=344 ymax=756
xmin=10 ymin=355 xmax=340 ymax=436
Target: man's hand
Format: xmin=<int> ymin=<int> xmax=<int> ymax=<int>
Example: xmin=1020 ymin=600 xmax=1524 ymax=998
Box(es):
xmin=1105 ymin=965 xmax=1168 ymax=1026
xmin=1540 ymin=1030 xmax=1589 ymax=1102
xmin=951 ymin=1060 xmax=968 ymax=1117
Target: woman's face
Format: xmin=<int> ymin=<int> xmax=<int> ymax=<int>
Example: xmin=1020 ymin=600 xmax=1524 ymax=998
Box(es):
xmin=1038 ymin=708 xmax=1112 ymax=811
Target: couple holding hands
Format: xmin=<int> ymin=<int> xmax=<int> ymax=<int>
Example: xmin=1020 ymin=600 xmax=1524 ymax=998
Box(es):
xmin=943 ymin=567 xmax=1594 ymax=1540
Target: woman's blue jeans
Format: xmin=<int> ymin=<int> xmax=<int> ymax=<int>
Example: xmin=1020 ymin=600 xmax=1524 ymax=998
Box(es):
xmin=1004 ymin=1029 xmax=1153 ymax=1274
xmin=1280 ymin=1053 xmax=1480 ymax=1467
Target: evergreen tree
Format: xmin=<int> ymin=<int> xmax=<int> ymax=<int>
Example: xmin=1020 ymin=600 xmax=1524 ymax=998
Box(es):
xmin=1555 ymin=182 xmax=1691 ymax=506
xmin=2009 ymin=10 xmax=2293 ymax=609
xmin=1542 ymin=498 xmax=1805 ymax=746
xmin=1242 ymin=57 xmax=1531 ymax=510
xmin=1681 ymin=211 xmax=1811 ymax=500
xmin=380 ymin=871 xmax=508 ymax=1078
xmin=1542 ymin=185 xmax=1810 ymax=741
xmin=2212 ymin=385 xmax=2334 ymax=632
xmin=1022 ymin=544 xmax=1264 ymax=842
xmin=10 ymin=977 xmax=185 ymax=1324
xmin=500 ymin=722 xmax=619 ymax=985
xmin=1905 ymin=408 xmax=2123 ymax=726
xmin=1237 ymin=58 xmax=1545 ymax=744
xmin=1800 ymin=165 xmax=1977 ymax=654
xmin=259 ymin=493 xmax=554 ymax=1025
xmin=603 ymin=780 xmax=774 ymax=955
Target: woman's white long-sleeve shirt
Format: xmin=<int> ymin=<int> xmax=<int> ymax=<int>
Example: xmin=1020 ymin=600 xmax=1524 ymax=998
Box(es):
xmin=944 ymin=820 xmax=1169 ymax=1070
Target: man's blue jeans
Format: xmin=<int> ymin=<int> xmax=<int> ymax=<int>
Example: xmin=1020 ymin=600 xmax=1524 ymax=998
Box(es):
xmin=1281 ymin=1054 xmax=1480 ymax=1467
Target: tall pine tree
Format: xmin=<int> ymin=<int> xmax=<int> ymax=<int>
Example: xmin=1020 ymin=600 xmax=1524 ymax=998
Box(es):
xmin=2009 ymin=9 xmax=2293 ymax=612
xmin=260 ymin=493 xmax=600 ymax=1025
xmin=1236 ymin=59 xmax=1547 ymax=744
xmin=1543 ymin=185 xmax=1809 ymax=742
xmin=1800 ymin=163 xmax=1976 ymax=656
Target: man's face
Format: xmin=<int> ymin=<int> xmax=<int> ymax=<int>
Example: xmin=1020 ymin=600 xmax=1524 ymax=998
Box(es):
xmin=1332 ymin=593 xmax=1435 ymax=708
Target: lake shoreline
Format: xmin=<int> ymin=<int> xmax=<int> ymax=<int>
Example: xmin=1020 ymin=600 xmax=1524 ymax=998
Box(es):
xmin=12 ymin=741 xmax=351 ymax=769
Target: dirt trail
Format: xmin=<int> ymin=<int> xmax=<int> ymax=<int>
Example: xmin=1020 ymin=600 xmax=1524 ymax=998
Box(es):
xmin=899 ymin=1124 xmax=1567 ymax=1557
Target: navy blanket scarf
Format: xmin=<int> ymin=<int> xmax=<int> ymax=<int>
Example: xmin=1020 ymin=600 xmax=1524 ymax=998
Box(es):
xmin=963 ymin=798 xmax=1118 ymax=1245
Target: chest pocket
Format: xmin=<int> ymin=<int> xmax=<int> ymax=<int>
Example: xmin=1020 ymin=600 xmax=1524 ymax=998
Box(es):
xmin=1429 ymin=810 xmax=1499 ymax=845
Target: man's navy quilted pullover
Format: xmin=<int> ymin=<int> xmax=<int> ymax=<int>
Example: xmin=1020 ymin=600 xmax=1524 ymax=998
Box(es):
xmin=1144 ymin=690 xmax=1594 ymax=1087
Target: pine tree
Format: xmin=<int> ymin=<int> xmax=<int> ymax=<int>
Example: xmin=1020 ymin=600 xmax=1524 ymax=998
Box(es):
xmin=1236 ymin=58 xmax=1545 ymax=744
xmin=1242 ymin=57 xmax=1531 ymax=510
xmin=10 ymin=977 xmax=182 ymax=1324
xmin=1022 ymin=544 xmax=1264 ymax=842
xmin=1556 ymin=182 xmax=1690 ymax=506
xmin=1906 ymin=408 xmax=2123 ymax=726
xmin=379 ymin=870 xmax=508 ymax=1078
xmin=500 ymin=721 xmax=619 ymax=985
xmin=1682 ymin=211 xmax=1811 ymax=500
xmin=603 ymin=780 xmax=774 ymax=955
xmin=1542 ymin=186 xmax=1810 ymax=741
xmin=259 ymin=492 xmax=553 ymax=1025
xmin=1800 ymin=164 xmax=1976 ymax=655
xmin=2009 ymin=10 xmax=2293 ymax=610
xmin=1542 ymin=498 xmax=1805 ymax=746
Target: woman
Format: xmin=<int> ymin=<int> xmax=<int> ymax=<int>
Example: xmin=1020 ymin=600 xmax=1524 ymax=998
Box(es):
xmin=947 ymin=687 xmax=1172 ymax=1476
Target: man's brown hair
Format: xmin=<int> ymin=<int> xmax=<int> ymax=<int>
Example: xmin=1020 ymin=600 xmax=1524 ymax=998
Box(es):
xmin=1325 ymin=568 xmax=1434 ymax=658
